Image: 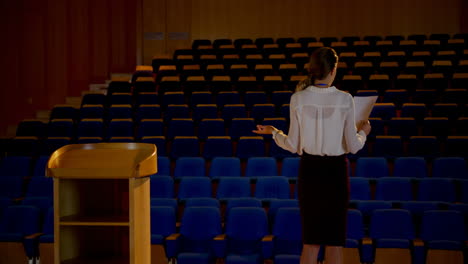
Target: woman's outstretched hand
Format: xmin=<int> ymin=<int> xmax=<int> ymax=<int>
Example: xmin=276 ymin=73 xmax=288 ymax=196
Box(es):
xmin=252 ymin=125 xmax=277 ymax=135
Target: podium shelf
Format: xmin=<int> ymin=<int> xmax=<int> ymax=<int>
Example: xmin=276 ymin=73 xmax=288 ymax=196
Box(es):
xmin=60 ymin=215 xmax=129 ymax=226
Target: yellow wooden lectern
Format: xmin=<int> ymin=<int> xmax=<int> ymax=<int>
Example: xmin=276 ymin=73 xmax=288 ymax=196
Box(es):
xmin=47 ymin=143 xmax=157 ymax=264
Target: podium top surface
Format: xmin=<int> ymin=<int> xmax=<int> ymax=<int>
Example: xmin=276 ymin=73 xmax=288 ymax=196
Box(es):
xmin=47 ymin=143 xmax=157 ymax=179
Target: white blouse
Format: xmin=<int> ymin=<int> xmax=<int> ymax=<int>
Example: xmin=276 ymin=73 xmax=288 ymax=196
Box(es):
xmin=272 ymin=85 xmax=367 ymax=156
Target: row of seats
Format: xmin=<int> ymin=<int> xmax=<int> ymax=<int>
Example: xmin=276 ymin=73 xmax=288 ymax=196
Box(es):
xmin=1 ymin=203 xmax=466 ymax=264
xmin=1 ymin=155 xmax=466 ymax=179
xmin=77 ymin=88 xmax=466 ymax=110
xmin=189 ymin=34 xmax=467 ymax=49
xmin=5 ymin=134 xmax=468 ymax=159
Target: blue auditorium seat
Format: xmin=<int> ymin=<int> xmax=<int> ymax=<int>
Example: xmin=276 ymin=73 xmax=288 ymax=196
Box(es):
xmin=369 ymin=209 xmax=416 ymax=264
xmin=49 ymin=105 xmax=78 ymax=121
xmin=393 ymin=157 xmax=428 ymax=178
xmin=222 ymin=207 xmax=269 ymax=264
xmin=255 ymin=177 xmax=290 ymax=201
xmin=191 ymin=92 xmax=213 ymax=108
xmin=81 ymin=93 xmax=105 ymax=106
xmin=432 ymin=157 xmax=468 ymax=179
xmin=0 ymin=205 xmax=40 ymax=261
xmin=229 ymin=118 xmax=256 ymax=140
xmin=246 ymin=157 xmax=278 ymax=178
xmin=271 ymin=91 xmax=292 ymax=108
xmin=167 ymin=119 xmax=195 ymax=139
xmin=281 ymin=157 xmax=300 ymax=179
xmin=346 ymin=209 xmax=365 ymax=263
xmin=141 ymin=136 xmax=167 ymax=157
xmin=350 ymin=178 xmax=371 ymax=201
xmin=268 ymin=199 xmax=299 ymax=229
xmin=150 ymin=206 xmax=176 ymax=250
xmin=251 ymin=104 xmax=276 ymax=122
xmin=80 ymin=105 xmax=104 ymax=120
xmin=170 ymin=137 xmax=200 ymax=159
xmin=174 ymin=157 xmax=205 ymax=178
xmin=0 ymin=177 xmax=23 ymax=199
xmin=107 ymin=119 xmax=134 ymax=139
xmin=198 ymin=119 xmax=226 ymax=141
xmin=0 ymin=156 xmax=31 ymax=177
xmin=21 ymin=197 xmax=52 ymax=218
xmin=193 ymin=104 xmax=218 ymax=123
xmin=216 ymin=177 xmax=251 ymax=201
xmin=137 ymin=119 xmax=164 ymax=139
xmin=150 ymin=198 xmax=178 ymax=212
xmin=135 ymin=105 xmax=161 ymax=121
xmin=47 ymin=119 xmax=74 ymax=138
xmin=166 ymin=207 xmax=222 ymax=264
xmin=370 ymin=103 xmax=396 ymax=120
xmin=136 ymin=92 xmax=159 ymax=106
xmin=225 ymin=198 xmax=262 ymax=220
xmin=445 ymin=136 xmax=468 ymax=158
xmin=165 ymin=105 xmax=190 ymax=123
xmin=420 ymin=210 xmax=466 ymax=261
xmin=185 ymin=198 xmax=220 ymax=208
xmin=109 ymin=93 xmax=132 ymax=106
xmin=25 ymin=177 xmax=53 ymax=198
xmin=163 ymin=92 xmax=185 ymax=108
xmin=209 ymin=157 xmax=241 ymax=178
xmin=375 ymin=177 xmax=413 ymax=202
xmin=355 ymin=201 xmax=392 ymax=219
xmin=221 ymin=104 xmax=247 ymax=123
xmin=387 ymin=117 xmax=418 ymax=140
xmin=401 ymin=103 xmax=427 ymax=122
xmin=217 ymin=92 xmax=241 ymax=108
xmin=417 ymin=178 xmax=456 ymax=203
xmin=372 ymin=136 xmax=403 ymax=159
xmin=150 ymin=175 xmax=174 ymax=198
xmin=422 ymin=117 xmax=449 ymax=140
xmin=236 ymin=137 xmax=265 ymax=159
xmin=244 ymin=92 xmax=267 ymax=109
xmin=108 ymin=104 xmax=132 ymax=120
xmin=408 ymin=136 xmax=440 ymax=159
xmin=154 ymin=156 xmax=170 ymax=176
xmin=355 ymin=157 xmax=389 ymax=178
xmin=178 ymin=177 xmax=211 ymax=200
xmin=77 ymin=119 xmax=104 ymax=138
xmin=382 ymin=89 xmax=409 ymax=109
xmin=271 ymin=208 xmax=302 ymax=264
xmin=432 ymin=103 xmax=460 ymax=121
xmin=203 ymin=137 xmax=233 ymax=159
xmin=16 ymin=120 xmax=46 ymax=138
xmin=77 ymin=137 xmax=102 ymax=144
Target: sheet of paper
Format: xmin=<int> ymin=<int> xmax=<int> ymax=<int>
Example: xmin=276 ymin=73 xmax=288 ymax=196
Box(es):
xmin=354 ymin=96 xmax=378 ymax=125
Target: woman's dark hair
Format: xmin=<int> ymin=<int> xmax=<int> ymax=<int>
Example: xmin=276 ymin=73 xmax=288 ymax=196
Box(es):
xmin=296 ymin=47 xmax=338 ymax=92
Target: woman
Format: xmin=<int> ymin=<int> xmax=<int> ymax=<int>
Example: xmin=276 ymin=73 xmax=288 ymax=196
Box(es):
xmin=253 ymin=47 xmax=371 ymax=264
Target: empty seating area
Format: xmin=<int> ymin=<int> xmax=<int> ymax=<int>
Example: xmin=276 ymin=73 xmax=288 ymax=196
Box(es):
xmin=1 ymin=33 xmax=467 ymax=264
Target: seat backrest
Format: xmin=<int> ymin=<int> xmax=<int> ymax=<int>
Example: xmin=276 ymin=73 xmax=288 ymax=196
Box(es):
xmin=393 ymin=157 xmax=427 ymax=178
xmin=281 ymin=157 xmax=300 ymax=178
xmin=370 ymin=209 xmax=415 ymax=240
xmin=375 ymin=177 xmax=413 ymax=201
xmin=150 ymin=175 xmax=174 ymax=198
xmin=255 ymin=177 xmax=290 ymax=200
xmin=216 ymin=177 xmax=250 ymax=200
xmin=178 ymin=177 xmax=211 ymax=199
xmin=421 ymin=210 xmax=466 ymax=242
xmin=273 ymin=207 xmax=302 ymax=255
xmin=350 ymin=177 xmax=371 ymax=200
xmin=0 ymin=205 xmax=40 ymax=236
xmin=174 ymin=157 xmax=205 ymax=178
xmin=246 ymin=157 xmax=277 ymax=177
xmin=355 ymin=157 xmax=389 ymax=178
xmin=226 ymin=207 xmax=268 ymax=254
xmin=417 ymin=178 xmax=456 ymax=203
xmin=151 ymin=206 xmax=176 ymax=237
xmin=432 ymin=157 xmax=468 ymax=179
xmin=180 ymin=207 xmax=221 ymax=252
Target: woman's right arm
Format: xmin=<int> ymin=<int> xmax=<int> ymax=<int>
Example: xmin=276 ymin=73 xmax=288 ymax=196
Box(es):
xmin=271 ymin=95 xmax=300 ymax=153
xmin=344 ymin=95 xmax=368 ymax=154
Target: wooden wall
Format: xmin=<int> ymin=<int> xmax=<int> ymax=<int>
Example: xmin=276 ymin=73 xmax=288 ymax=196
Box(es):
xmin=0 ymin=0 xmax=137 ymax=136
xmin=142 ymin=0 xmax=463 ymax=63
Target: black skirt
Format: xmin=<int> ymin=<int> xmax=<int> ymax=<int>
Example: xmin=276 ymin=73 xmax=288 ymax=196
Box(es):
xmin=297 ymin=152 xmax=349 ymax=246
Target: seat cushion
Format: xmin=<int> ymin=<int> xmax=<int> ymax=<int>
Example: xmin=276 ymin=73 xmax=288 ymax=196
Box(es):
xmin=427 ymin=240 xmax=463 ymax=250
xmin=274 ymin=254 xmax=300 ymax=264
xmin=0 ymin=233 xmax=23 ymax=242
xmin=376 ymin=238 xmax=410 ymax=249
xmin=226 ymin=254 xmax=262 ymax=264
xmin=177 ymin=252 xmax=211 ymax=264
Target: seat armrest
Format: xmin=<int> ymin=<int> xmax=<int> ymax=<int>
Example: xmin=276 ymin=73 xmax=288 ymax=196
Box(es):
xmin=213 ymin=234 xmax=227 ymax=258
xmin=262 ymin=235 xmax=275 ymax=259
xmin=165 ymin=233 xmax=181 ymax=258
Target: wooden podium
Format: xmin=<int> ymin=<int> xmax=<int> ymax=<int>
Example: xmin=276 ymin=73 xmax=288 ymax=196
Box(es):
xmin=47 ymin=143 xmax=157 ymax=264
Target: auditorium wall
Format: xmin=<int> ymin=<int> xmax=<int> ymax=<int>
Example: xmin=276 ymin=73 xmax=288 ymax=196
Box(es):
xmin=142 ymin=0 xmax=463 ymax=63
xmin=0 ymin=0 xmax=137 ymax=136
